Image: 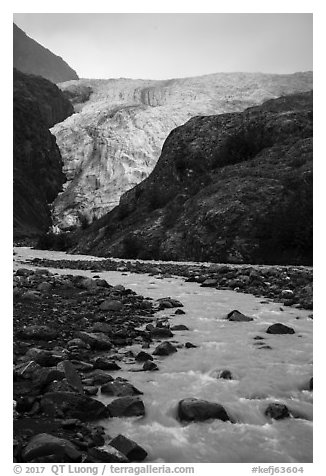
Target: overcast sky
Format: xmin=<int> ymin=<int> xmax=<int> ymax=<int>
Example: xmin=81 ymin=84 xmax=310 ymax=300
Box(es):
xmin=13 ymin=13 xmax=312 ymax=79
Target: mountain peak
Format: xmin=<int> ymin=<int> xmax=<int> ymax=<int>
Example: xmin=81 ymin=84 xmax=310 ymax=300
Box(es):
xmin=13 ymin=23 xmax=79 ymax=84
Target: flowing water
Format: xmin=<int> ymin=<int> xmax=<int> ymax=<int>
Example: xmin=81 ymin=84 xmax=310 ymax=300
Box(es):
xmin=13 ymin=247 xmax=313 ymax=463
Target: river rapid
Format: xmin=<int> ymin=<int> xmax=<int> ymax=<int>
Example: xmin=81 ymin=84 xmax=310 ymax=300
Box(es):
xmin=13 ymin=247 xmax=313 ymax=463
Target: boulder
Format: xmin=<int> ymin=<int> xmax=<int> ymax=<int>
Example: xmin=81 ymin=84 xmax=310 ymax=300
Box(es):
xmin=178 ymin=398 xmax=230 ymax=422
xmin=175 ymin=309 xmax=186 ymax=315
xmin=16 ymin=268 xmax=34 ymax=277
xmin=201 ymin=279 xmax=218 ymax=287
xmin=266 ymin=323 xmax=295 ymax=334
xmin=171 ymin=324 xmax=189 ymax=331
xmin=92 ymin=357 xmax=121 ymax=371
xmin=60 ymin=360 xmax=84 ymax=394
xmin=101 ymin=381 xmax=143 ymax=397
xmin=87 ymin=445 xmax=128 ymax=463
xmin=109 ymin=434 xmax=147 ymax=462
xmin=226 ymin=310 xmax=253 ymax=322
xmin=150 ymin=327 xmax=173 ymax=339
xmin=40 ymin=392 xmax=107 ymax=421
xmin=135 ymin=351 xmax=153 ymax=362
xmin=264 ymin=403 xmax=291 ymax=420
xmin=82 ymin=370 xmax=114 ymax=386
xmin=95 ymin=279 xmax=110 ymax=288
xmin=76 ymin=332 xmax=112 ymax=350
xmin=185 ymin=342 xmax=197 ymax=348
xmin=219 ymin=370 xmax=233 ymax=380
xmin=143 ymin=360 xmax=159 ymax=371
xmin=22 ymin=433 xmax=81 ymax=462
xmin=157 ymin=298 xmax=183 ymax=309
xmin=24 ymin=348 xmax=60 ymax=367
xmin=153 ymin=341 xmax=177 ymax=356
xmin=107 ymin=396 xmax=145 ymax=417
xmin=67 ymin=338 xmax=90 ymax=350
xmin=76 ymin=277 xmax=97 ymax=290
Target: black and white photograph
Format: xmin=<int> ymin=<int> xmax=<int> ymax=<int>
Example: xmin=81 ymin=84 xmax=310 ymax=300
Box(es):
xmin=11 ymin=3 xmax=315 ymax=471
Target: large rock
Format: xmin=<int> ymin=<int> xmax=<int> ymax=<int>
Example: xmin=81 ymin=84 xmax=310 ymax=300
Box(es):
xmin=178 ymin=398 xmax=230 ymax=422
xmin=266 ymin=323 xmax=295 ymax=334
xmin=171 ymin=324 xmax=189 ymax=331
xmin=40 ymin=392 xmax=107 ymax=421
xmin=264 ymin=403 xmax=291 ymax=420
xmin=24 ymin=348 xmax=61 ymax=367
xmin=59 ymin=360 xmax=84 ymax=394
xmin=143 ymin=360 xmax=159 ymax=371
xmin=76 ymin=331 xmax=112 ymax=350
xmin=87 ymin=445 xmax=128 ymax=463
xmin=82 ymin=370 xmax=114 ymax=386
xmin=135 ymin=351 xmax=153 ymax=362
xmin=150 ymin=327 xmax=174 ymax=339
xmin=101 ymin=380 xmax=143 ymax=397
xmin=153 ymin=341 xmax=177 ymax=356
xmin=22 ymin=433 xmax=81 ymax=462
xmin=107 ymin=396 xmax=145 ymax=417
xmin=109 ymin=435 xmax=147 ymax=462
xmin=92 ymin=357 xmax=121 ymax=371
xmin=226 ymin=310 xmax=253 ymax=322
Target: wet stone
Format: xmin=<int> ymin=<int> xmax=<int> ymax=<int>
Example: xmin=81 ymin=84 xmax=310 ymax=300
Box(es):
xmin=135 ymin=351 xmax=153 ymax=362
xmin=266 ymin=323 xmax=295 ymax=335
xmin=226 ymin=310 xmax=253 ymax=322
xmin=87 ymin=445 xmax=128 ymax=463
xmin=153 ymin=341 xmax=177 ymax=356
xmin=219 ymin=370 xmax=233 ymax=380
xmin=101 ymin=380 xmax=143 ymax=397
xmin=107 ymin=396 xmax=145 ymax=418
xmin=185 ymin=342 xmax=197 ymax=348
xmin=109 ymin=434 xmax=147 ymax=462
xmin=22 ymin=433 xmax=82 ymax=462
xmin=171 ymin=324 xmax=189 ymax=331
xmin=265 ymin=403 xmax=291 ymax=420
xmin=143 ymin=360 xmax=159 ymax=371
xmin=178 ymin=398 xmax=230 ymax=422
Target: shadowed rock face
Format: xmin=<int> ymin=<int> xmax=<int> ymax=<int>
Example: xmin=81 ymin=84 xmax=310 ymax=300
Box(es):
xmin=13 ymin=23 xmax=78 ymax=83
xmin=13 ymin=69 xmax=73 ymax=238
xmin=73 ymin=91 xmax=313 ymax=266
xmin=51 ymin=72 xmax=312 ymax=230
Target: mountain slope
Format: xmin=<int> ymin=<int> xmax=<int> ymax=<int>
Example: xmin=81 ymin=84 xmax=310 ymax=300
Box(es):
xmin=13 ymin=69 xmax=74 ymax=238
xmin=51 ymin=72 xmax=312 ymax=230
xmin=72 ymin=91 xmax=313 ymax=266
xmin=13 ymin=23 xmax=79 ymax=83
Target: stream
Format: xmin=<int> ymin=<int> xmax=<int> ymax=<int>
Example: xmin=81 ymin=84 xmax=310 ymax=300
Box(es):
xmin=13 ymin=247 xmax=313 ymax=463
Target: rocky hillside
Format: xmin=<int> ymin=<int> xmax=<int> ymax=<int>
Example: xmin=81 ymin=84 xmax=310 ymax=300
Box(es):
xmin=51 ymin=72 xmax=312 ymax=230
xmin=13 ymin=23 xmax=79 ymax=83
xmin=72 ymin=91 xmax=313 ymax=266
xmin=13 ymin=69 xmax=74 ymax=238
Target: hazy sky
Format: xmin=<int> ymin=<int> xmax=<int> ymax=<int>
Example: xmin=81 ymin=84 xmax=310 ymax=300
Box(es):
xmin=13 ymin=13 xmax=312 ymax=79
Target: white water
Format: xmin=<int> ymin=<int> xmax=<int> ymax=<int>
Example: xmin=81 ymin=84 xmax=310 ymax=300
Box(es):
xmin=14 ymin=247 xmax=313 ymax=463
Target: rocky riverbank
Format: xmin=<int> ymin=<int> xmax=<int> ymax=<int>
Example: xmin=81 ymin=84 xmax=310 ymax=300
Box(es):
xmin=13 ymin=267 xmax=187 ymax=463
xmin=27 ymin=256 xmax=313 ymax=310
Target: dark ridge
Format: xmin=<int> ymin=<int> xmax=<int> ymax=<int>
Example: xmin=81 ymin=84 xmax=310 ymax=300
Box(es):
xmin=13 ymin=69 xmax=74 ymax=238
